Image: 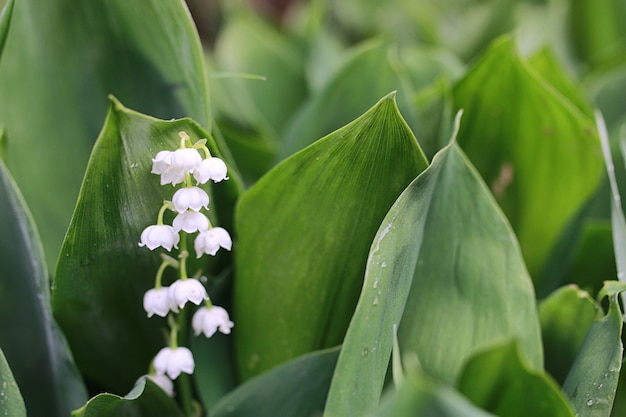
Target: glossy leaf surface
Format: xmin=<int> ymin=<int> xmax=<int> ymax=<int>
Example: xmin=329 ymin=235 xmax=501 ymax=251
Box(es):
xmin=457 ymin=342 xmax=575 ymax=417
xmin=325 ymin=132 xmax=542 ymax=417
xmin=0 ymin=0 xmax=210 ymax=267
xmin=453 ymin=36 xmax=603 ymax=284
xmin=211 ymin=348 xmax=339 ymax=417
xmin=0 ymin=159 xmax=87 ymax=417
xmin=52 ymin=98 xmax=240 ymax=392
xmin=234 ymin=93 xmax=428 ymax=380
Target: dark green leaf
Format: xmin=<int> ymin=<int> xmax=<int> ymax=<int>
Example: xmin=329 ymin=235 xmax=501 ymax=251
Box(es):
xmin=234 ymin=92 xmax=428 ymax=380
xmin=324 ymin=120 xmax=542 ymax=417
xmin=457 ymin=342 xmax=575 ymax=417
xmin=563 ymin=284 xmax=624 ymax=417
xmin=0 ymin=0 xmax=210 ymax=268
xmin=71 ymin=379 xmax=183 ymax=417
xmin=453 ymin=35 xmax=603 ymax=285
xmin=539 ymin=285 xmax=600 ymax=384
xmin=0 ymin=348 xmax=26 ymax=417
xmin=0 ymin=159 xmax=87 ymax=417
xmin=52 ymin=97 xmax=241 ymax=392
xmin=211 ymin=347 xmax=339 ymax=417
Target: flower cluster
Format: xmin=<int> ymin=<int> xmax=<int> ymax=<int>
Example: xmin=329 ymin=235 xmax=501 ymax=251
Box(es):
xmin=136 ymin=131 xmax=234 ymax=397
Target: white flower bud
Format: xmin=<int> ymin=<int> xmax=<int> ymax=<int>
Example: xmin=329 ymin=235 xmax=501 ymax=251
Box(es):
xmin=192 ymin=306 xmax=234 ymax=338
xmin=138 ymin=225 xmax=180 ymax=251
xmin=153 ymin=347 xmax=195 ymax=379
xmin=194 ymin=227 xmax=232 ymax=257
xmin=193 ymin=157 xmax=228 ymax=184
xmin=172 ymin=186 xmax=209 ymax=213
xmin=143 ymin=287 xmax=171 ymax=317
xmin=170 ymin=148 xmax=201 ymax=172
xmin=172 ymin=211 xmax=209 ymax=233
xmin=169 ymin=278 xmax=207 ymax=310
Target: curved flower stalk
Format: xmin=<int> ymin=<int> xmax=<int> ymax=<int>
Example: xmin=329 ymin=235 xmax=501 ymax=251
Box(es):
xmin=134 ymin=131 xmax=234 ymax=399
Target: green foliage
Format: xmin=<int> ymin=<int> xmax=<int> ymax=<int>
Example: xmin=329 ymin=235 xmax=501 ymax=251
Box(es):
xmin=0 ymin=1 xmax=625 ymax=417
xmin=0 ymin=348 xmax=26 ymax=417
xmin=0 ymin=158 xmax=87 ymax=417
xmin=52 ymin=98 xmax=240 ymax=392
xmin=234 ymin=93 xmax=428 ymax=380
xmin=0 ymin=0 xmax=210 ymax=268
xmin=457 ymin=342 xmax=575 ymax=417
xmin=71 ymin=379 xmax=183 ymax=417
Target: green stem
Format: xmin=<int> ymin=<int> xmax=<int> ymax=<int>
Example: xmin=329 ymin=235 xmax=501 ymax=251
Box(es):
xmin=175 ymin=307 xmax=194 ymax=416
xmin=179 ymin=235 xmax=189 ymax=279
xmin=156 ymin=201 xmax=173 ymax=225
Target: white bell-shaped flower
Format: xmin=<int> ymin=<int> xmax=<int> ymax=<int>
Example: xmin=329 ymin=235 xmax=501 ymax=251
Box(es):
xmin=192 ymin=305 xmax=234 ymax=338
xmin=137 ymin=374 xmax=174 ymax=397
xmin=172 ymin=186 xmax=209 ymax=213
xmin=194 ymin=157 xmax=228 ymax=184
xmin=169 ymin=278 xmax=207 ymax=310
xmin=172 ymin=211 xmax=209 ymax=233
xmin=170 ymin=148 xmax=201 ymax=172
xmin=139 ymin=225 xmax=180 ymax=251
xmin=160 ymin=167 xmax=186 ymax=186
xmin=143 ymin=287 xmax=171 ymax=317
xmin=153 ymin=347 xmax=195 ymax=379
xmin=194 ymin=227 xmax=232 ymax=257
xmin=151 ymin=151 xmax=173 ymax=175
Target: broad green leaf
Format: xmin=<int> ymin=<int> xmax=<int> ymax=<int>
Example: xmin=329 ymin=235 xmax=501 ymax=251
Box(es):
xmin=0 ymin=0 xmax=13 ymax=59
xmin=374 ymin=370 xmax=495 ymax=417
xmin=211 ymin=12 xmax=307 ymax=138
xmin=563 ymin=284 xmax=625 ymax=417
xmin=52 ymin=97 xmax=241 ymax=392
xmin=0 ymin=159 xmax=87 ymax=417
xmin=71 ymin=379 xmax=183 ymax=417
xmin=324 ymin=123 xmax=542 ymax=417
xmin=279 ymin=39 xmax=417 ymax=159
xmin=234 ymin=93 xmax=428 ymax=380
xmin=569 ymin=0 xmax=626 ymax=69
xmin=453 ymin=35 xmax=603 ymax=285
xmin=0 ymin=0 xmax=210 ymax=268
xmin=0 ymin=348 xmax=26 ymax=417
xmin=211 ymin=347 xmax=339 ymax=417
xmin=539 ymin=285 xmax=600 ymax=384
xmin=397 ymin=139 xmax=543 ymax=383
xmin=457 ymin=342 xmax=575 ymax=417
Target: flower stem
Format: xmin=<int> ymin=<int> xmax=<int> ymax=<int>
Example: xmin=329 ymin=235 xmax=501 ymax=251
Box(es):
xmin=179 ymin=235 xmax=189 ymax=280
xmin=175 ymin=307 xmax=194 ymax=416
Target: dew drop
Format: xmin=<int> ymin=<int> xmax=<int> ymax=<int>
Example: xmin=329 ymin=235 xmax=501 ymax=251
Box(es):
xmin=373 ymin=297 xmax=379 ymax=305
xmin=381 ymin=261 xmax=387 ymax=268
xmin=373 ymin=279 xmax=379 ymax=289
xmin=586 ymin=399 xmax=594 ymax=407
xmin=362 ymin=348 xmax=369 ymax=356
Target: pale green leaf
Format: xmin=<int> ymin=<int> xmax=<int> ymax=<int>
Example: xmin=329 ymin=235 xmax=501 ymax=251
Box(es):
xmin=453 ymin=35 xmax=603 ymax=286
xmin=324 ymin=117 xmax=542 ymax=417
